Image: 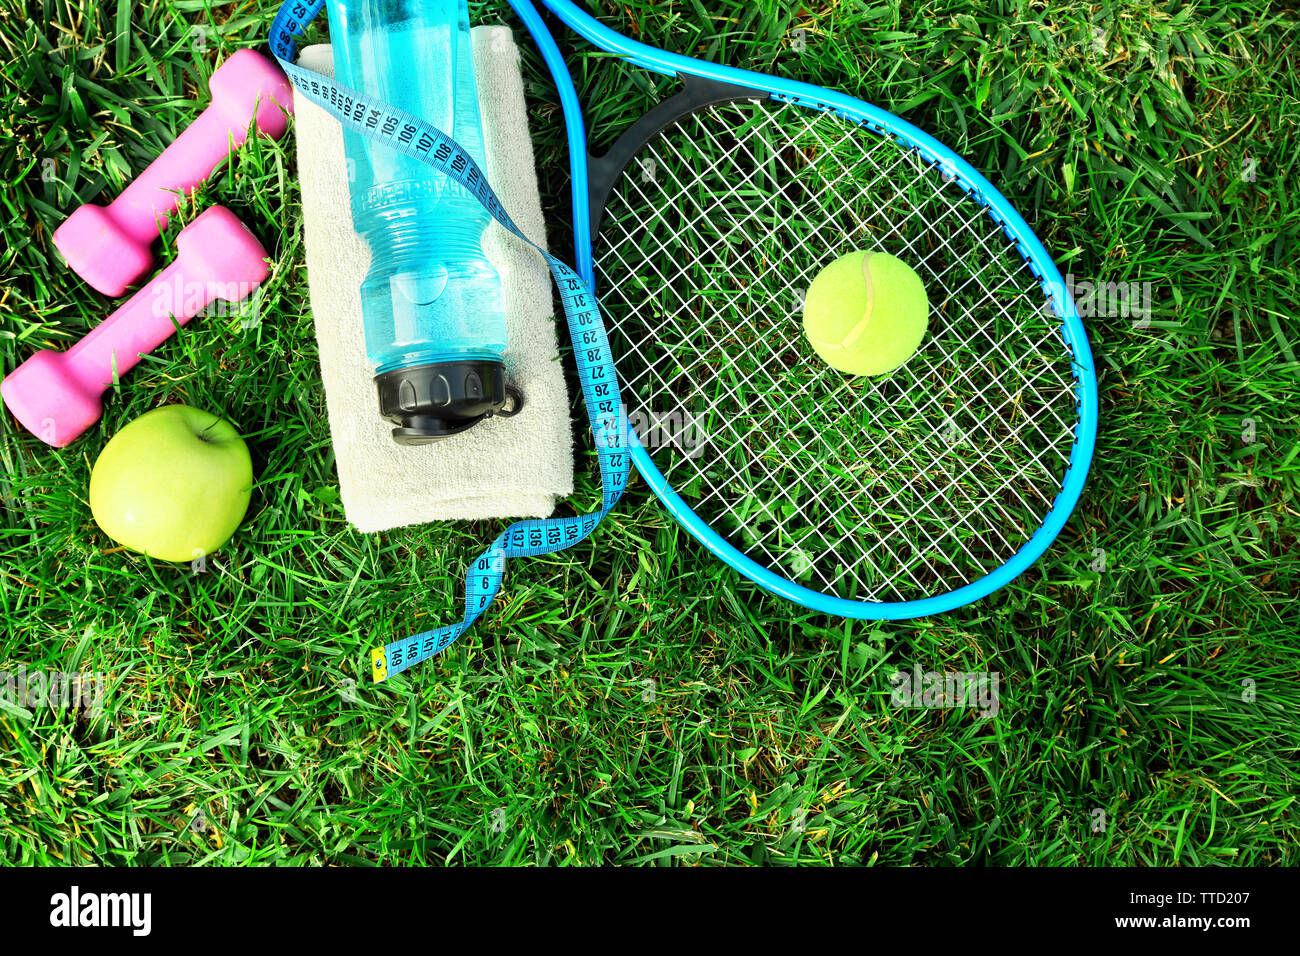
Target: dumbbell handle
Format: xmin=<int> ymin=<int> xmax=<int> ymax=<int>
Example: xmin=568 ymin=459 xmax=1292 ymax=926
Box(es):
xmin=109 ymin=108 xmax=259 ymax=243
xmin=64 ymin=246 xmax=254 ymax=388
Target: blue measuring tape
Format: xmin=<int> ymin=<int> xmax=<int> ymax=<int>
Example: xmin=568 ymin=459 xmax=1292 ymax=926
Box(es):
xmin=268 ymin=0 xmax=629 ymax=682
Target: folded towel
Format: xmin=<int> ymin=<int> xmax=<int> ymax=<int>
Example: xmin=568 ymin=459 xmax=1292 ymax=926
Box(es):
xmin=293 ymin=28 xmax=573 ymax=533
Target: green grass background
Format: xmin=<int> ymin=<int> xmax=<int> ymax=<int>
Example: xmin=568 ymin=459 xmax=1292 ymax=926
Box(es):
xmin=1 ymin=0 xmax=1297 ymax=865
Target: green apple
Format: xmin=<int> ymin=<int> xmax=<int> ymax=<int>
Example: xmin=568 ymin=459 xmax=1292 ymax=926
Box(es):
xmin=89 ymin=406 xmax=253 ymax=563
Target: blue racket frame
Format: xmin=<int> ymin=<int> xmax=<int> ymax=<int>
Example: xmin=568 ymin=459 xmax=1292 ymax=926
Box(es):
xmin=510 ymin=0 xmax=1100 ymax=619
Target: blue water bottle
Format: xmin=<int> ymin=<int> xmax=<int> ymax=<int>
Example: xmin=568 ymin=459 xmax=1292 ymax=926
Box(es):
xmin=327 ymin=0 xmax=521 ymax=443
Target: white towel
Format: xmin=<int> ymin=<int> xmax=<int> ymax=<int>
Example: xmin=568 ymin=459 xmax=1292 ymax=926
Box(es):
xmin=293 ymin=29 xmax=573 ymax=533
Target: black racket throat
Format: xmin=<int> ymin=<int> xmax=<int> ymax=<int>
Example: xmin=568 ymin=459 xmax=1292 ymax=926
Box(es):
xmin=586 ymin=73 xmax=764 ymax=242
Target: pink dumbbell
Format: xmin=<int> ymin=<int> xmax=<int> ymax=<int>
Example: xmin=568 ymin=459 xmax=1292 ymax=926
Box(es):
xmin=3 ymin=206 xmax=269 ymax=448
xmin=53 ymin=49 xmax=292 ymax=296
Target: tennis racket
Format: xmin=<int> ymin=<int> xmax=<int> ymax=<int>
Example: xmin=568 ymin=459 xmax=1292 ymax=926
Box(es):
xmin=512 ymin=0 xmax=1098 ymax=619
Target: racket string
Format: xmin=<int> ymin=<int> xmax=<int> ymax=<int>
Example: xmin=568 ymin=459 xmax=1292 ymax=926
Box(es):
xmin=604 ymin=218 xmax=1057 ymax=585
xmin=593 ymin=100 xmax=1078 ymax=601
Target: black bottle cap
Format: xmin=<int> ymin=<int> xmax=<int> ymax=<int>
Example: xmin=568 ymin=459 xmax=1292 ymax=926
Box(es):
xmin=375 ymin=359 xmax=523 ymax=445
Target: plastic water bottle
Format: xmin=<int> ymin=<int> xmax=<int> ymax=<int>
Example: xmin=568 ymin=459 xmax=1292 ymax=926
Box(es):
xmin=327 ymin=0 xmax=520 ymax=442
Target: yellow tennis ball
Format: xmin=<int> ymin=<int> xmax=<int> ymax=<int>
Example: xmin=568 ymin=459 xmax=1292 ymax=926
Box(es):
xmin=802 ymin=251 xmax=929 ymax=376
